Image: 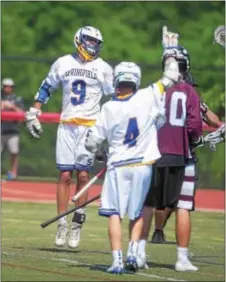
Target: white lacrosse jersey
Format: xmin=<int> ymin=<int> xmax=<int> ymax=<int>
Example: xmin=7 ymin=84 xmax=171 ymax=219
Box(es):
xmin=35 ymin=54 xmax=114 ymax=126
xmin=88 ymin=85 xmax=165 ymax=168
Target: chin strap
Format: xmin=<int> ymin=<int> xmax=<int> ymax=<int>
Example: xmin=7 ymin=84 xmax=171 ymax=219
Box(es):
xmin=77 ymin=44 xmax=95 ymax=61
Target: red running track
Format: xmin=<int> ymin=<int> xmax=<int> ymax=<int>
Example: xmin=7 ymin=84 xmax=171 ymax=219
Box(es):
xmin=1 ymin=181 xmax=225 ymax=212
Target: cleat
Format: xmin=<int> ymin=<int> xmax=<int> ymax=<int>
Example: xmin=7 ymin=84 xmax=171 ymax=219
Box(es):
xmin=151 ymin=229 xmax=166 ymax=244
xmin=55 ymin=224 xmax=68 ymax=247
xmin=125 ymin=256 xmax=138 ymax=272
xmin=137 ymin=254 xmax=149 ymax=269
xmin=67 ymin=223 xmax=81 ymax=248
xmin=107 ymin=264 xmax=124 ymax=274
xmin=175 ymin=259 xmax=199 ymax=272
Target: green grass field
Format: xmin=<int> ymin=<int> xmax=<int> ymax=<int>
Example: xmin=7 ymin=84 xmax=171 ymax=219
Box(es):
xmin=2 ymin=202 xmax=225 ymax=281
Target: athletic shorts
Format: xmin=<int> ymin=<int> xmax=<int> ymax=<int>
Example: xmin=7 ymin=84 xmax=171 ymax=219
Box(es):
xmin=177 ymin=159 xmax=196 ymax=211
xmin=1 ymin=134 xmax=20 ymax=154
xmin=145 ymin=165 xmax=185 ymax=209
xmin=56 ymin=124 xmax=94 ymax=171
xmin=99 ymin=165 xmax=152 ymax=220
xmin=145 ymin=160 xmax=196 ymax=211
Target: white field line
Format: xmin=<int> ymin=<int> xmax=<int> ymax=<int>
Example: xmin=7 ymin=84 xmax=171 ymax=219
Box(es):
xmin=2 ymin=251 xmax=186 ymax=281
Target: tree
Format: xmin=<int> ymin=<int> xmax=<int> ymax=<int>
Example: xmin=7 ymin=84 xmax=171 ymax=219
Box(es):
xmin=1 ymin=2 xmax=225 ymax=187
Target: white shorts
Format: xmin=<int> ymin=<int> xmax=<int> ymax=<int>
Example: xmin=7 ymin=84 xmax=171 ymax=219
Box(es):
xmin=99 ymin=165 xmax=153 ymax=220
xmin=56 ymin=124 xmax=94 ymax=171
xmin=1 ymin=134 xmax=20 ymax=154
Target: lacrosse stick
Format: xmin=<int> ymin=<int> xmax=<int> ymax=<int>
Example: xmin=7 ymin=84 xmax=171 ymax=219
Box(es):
xmin=214 ymin=25 xmax=225 ymax=48
xmin=204 ymin=123 xmax=225 ymax=151
xmin=194 ymin=124 xmax=225 ymax=151
xmin=162 ymin=26 xmax=179 ymax=49
xmin=40 ymin=194 xmax=101 ymax=228
xmin=71 ymin=167 xmax=106 ymax=202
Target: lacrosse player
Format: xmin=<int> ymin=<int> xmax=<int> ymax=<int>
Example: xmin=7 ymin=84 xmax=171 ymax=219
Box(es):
xmin=151 ymin=39 xmax=222 ymax=245
xmin=85 ymin=59 xmax=182 ymax=274
xmin=139 ymin=41 xmax=203 ymax=271
xmin=150 ymin=72 xmax=222 ymax=245
xmin=25 ymin=26 xmax=114 ymax=248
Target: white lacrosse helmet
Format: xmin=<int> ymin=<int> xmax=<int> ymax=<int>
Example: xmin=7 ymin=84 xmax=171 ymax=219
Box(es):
xmin=74 ymin=26 xmax=103 ymax=61
xmin=114 ymin=62 xmax=141 ymax=90
xmin=2 ymin=78 xmax=15 ymax=87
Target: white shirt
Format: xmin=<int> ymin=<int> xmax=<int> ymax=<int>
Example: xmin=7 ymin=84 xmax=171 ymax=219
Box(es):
xmin=35 ymin=54 xmax=114 ymax=125
xmin=86 ymin=85 xmax=165 ymax=168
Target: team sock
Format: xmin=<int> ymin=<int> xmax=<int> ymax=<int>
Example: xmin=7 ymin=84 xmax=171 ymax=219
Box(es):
xmin=112 ymin=250 xmax=123 ymax=266
xmin=177 ymin=246 xmax=188 ymax=262
xmin=138 ymin=239 xmax=147 ymax=257
xmin=127 ymin=241 xmax=138 ymax=257
xmin=155 ymin=229 xmax=163 ymax=232
xmin=59 ymin=216 xmax=67 ymax=226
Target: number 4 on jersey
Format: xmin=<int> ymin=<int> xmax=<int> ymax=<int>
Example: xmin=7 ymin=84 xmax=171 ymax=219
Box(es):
xmin=123 ymin=118 xmax=139 ymax=147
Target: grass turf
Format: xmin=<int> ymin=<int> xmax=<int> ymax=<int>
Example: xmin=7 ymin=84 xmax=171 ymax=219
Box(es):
xmin=2 ymin=202 xmax=225 ymax=281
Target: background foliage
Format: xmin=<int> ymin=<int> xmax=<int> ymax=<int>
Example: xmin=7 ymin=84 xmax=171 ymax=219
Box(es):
xmin=1 ymin=1 xmax=225 ymax=188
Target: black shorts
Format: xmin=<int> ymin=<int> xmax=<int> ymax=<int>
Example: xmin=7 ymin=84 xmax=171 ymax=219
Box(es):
xmin=145 ymin=165 xmax=185 ymax=209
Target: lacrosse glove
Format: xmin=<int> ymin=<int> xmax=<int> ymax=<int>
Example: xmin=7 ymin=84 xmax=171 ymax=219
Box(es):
xmin=25 ymin=107 xmax=43 ymax=138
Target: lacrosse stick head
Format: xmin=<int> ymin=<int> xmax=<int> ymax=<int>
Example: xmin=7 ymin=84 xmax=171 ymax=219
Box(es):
xmin=162 ymin=26 xmax=179 ymax=48
xmin=214 ymin=25 xmax=225 ymax=48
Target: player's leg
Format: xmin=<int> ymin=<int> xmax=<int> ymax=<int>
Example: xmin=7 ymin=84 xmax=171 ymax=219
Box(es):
xmin=126 ymin=165 xmax=152 ymax=272
xmin=151 ymin=208 xmax=166 ymax=243
xmin=151 ymin=206 xmax=173 ymax=243
xmin=137 ymin=164 xmax=156 ymax=267
xmin=55 ymin=124 xmax=75 ymax=247
xmin=162 ymin=207 xmax=174 ymax=228
xmin=68 ymin=170 xmax=89 ymax=248
xmin=175 ymin=161 xmax=198 ymax=272
xmin=6 ymin=134 xmax=20 ymax=180
xmin=99 ymin=168 xmax=124 ymax=274
xmin=68 ymin=126 xmax=94 ymax=248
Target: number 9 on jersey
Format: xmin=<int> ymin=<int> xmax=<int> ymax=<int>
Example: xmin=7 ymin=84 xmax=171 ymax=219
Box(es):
xmin=71 ymin=80 xmax=86 ymax=105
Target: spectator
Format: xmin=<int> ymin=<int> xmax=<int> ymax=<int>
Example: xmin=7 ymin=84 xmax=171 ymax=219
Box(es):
xmin=1 ymin=78 xmax=24 ymax=180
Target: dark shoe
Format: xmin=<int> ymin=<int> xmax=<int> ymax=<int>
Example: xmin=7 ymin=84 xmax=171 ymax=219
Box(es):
xmin=125 ymin=256 xmax=138 ymax=272
xmin=151 ymin=229 xmax=166 ymax=244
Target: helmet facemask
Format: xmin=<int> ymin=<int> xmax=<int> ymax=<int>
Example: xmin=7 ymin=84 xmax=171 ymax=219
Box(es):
xmin=162 ymin=46 xmax=190 ymax=79
xmin=115 ymin=81 xmax=137 ymax=94
xmin=76 ymin=33 xmax=103 ymax=61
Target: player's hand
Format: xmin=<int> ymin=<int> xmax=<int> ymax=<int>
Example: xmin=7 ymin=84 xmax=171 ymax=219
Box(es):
xmin=191 ymin=136 xmax=205 ymax=150
xmin=154 ymin=110 xmax=166 ymax=130
xmin=203 ymin=124 xmax=225 ymax=151
xmin=95 ymin=149 xmax=107 ymax=163
xmin=162 ymin=26 xmax=179 ymax=48
xmin=25 ymin=107 xmax=43 ymax=138
xmin=160 ymin=57 xmax=182 ymax=89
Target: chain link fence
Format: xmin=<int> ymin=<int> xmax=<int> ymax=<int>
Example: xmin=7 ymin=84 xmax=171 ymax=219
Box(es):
xmin=1 ymin=56 xmax=225 ymax=189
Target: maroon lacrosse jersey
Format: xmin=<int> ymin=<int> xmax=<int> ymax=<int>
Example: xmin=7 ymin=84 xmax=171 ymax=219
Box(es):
xmin=157 ymin=82 xmax=202 ymax=162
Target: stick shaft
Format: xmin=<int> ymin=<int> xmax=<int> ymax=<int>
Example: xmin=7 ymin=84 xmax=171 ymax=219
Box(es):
xmin=71 ymin=167 xmax=106 ymax=202
xmin=40 ymin=194 xmax=101 ymax=228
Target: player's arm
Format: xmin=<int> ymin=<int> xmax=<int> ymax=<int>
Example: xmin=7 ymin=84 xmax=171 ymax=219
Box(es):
xmin=149 ymin=56 xmax=181 ymax=126
xmin=101 ymin=63 xmax=114 ymax=96
xmin=25 ymin=59 xmax=61 ymax=138
xmin=186 ymin=86 xmax=203 ymax=146
xmin=85 ymin=105 xmax=108 ymax=161
xmin=200 ymin=101 xmax=222 ymax=128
